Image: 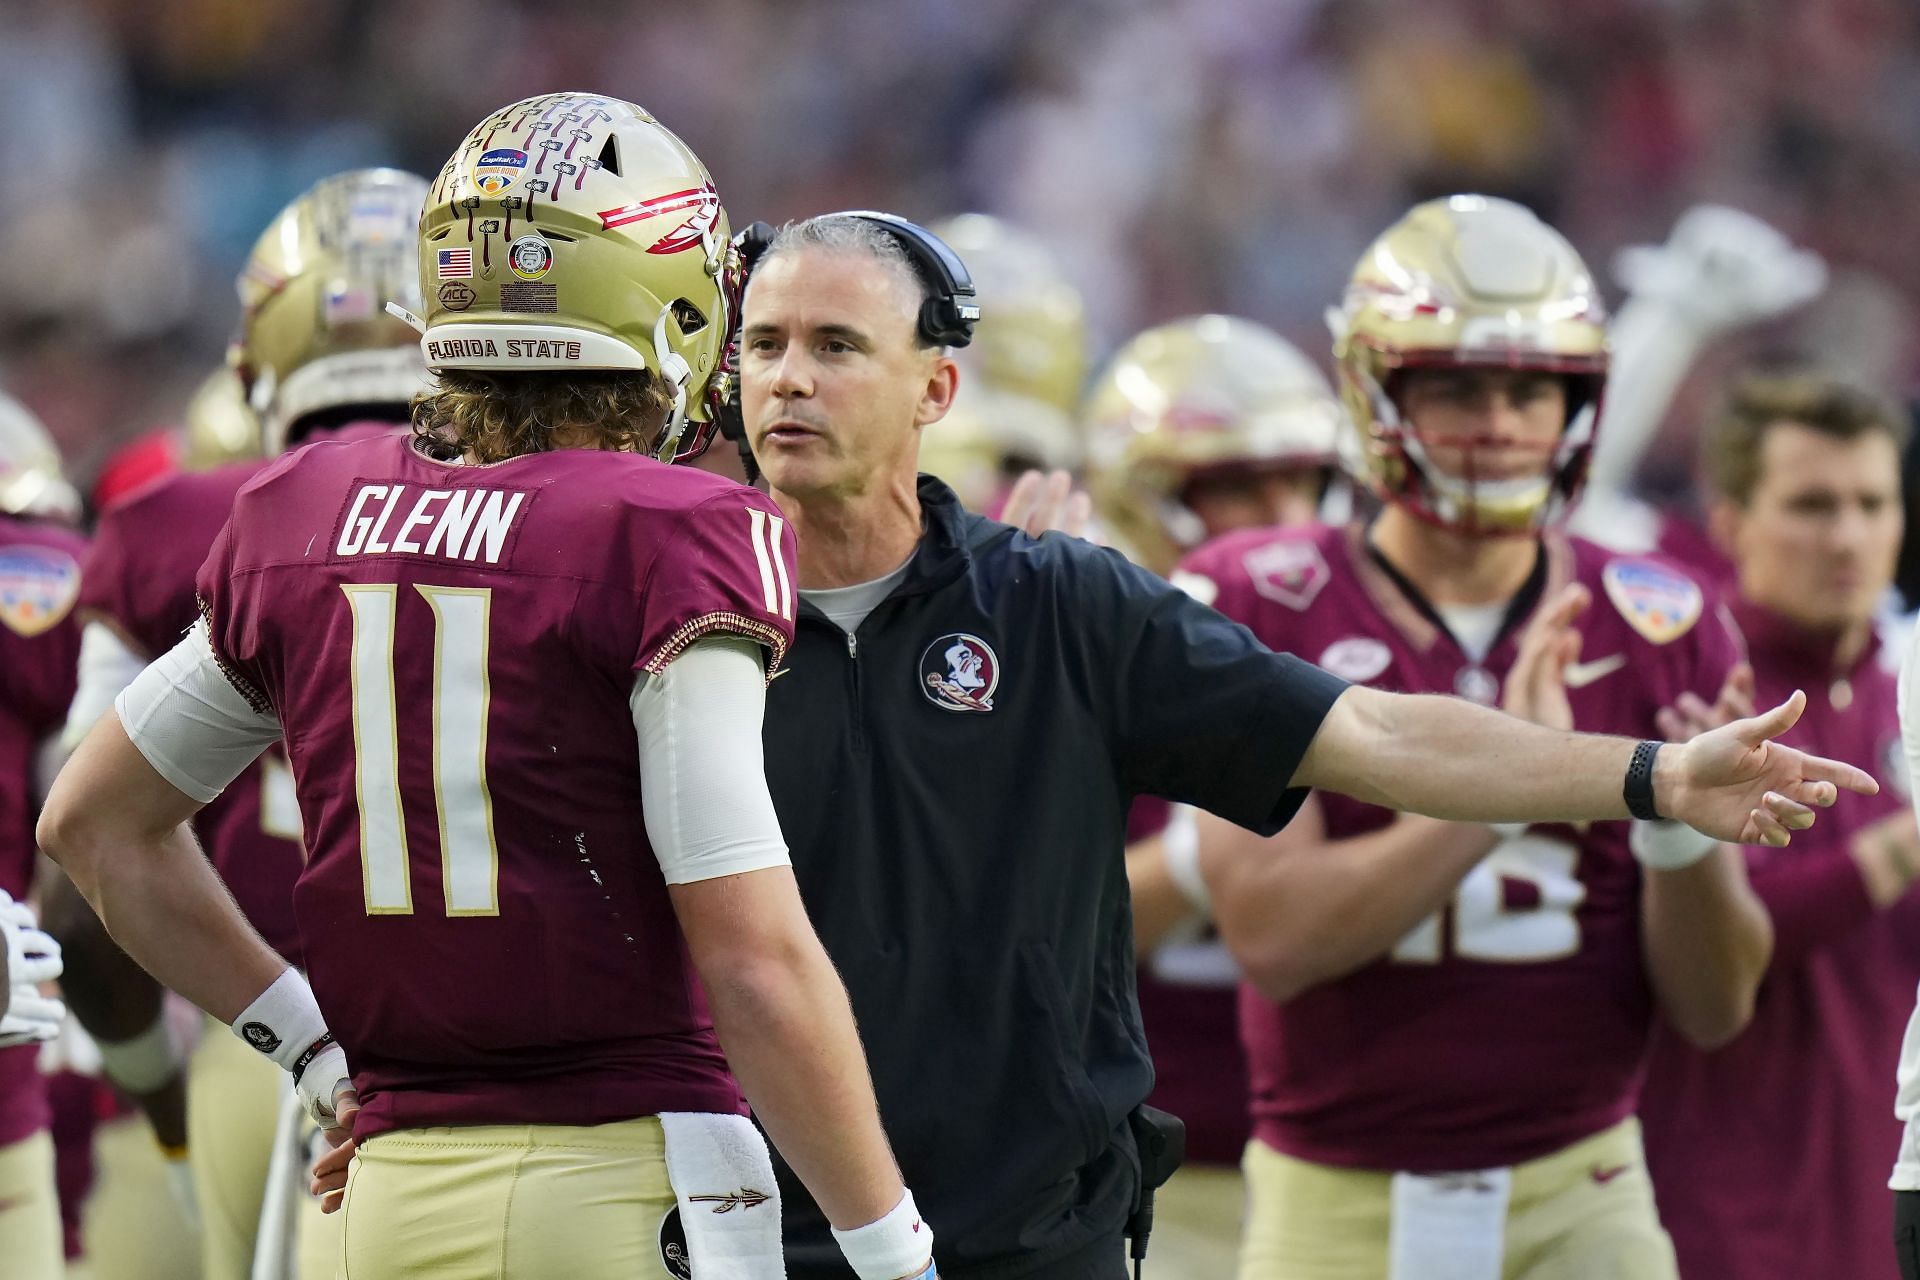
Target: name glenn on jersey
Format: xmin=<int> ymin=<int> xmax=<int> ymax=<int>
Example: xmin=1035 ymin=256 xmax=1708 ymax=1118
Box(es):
xmin=336 ymin=484 xmax=526 ymax=564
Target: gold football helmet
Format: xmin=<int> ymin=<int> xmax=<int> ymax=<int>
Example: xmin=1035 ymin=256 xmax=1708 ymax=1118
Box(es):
xmin=919 ymin=387 xmax=1080 ymax=511
xmin=1331 ymin=194 xmax=1608 ymax=535
xmin=919 ymin=215 xmax=1086 ymax=503
xmin=0 ymin=390 xmax=79 ymax=522
xmin=419 ymin=92 xmax=734 ymax=462
xmin=237 ymin=168 xmax=430 ymax=457
xmin=1082 ymin=315 xmax=1343 ymax=575
xmin=181 ymin=362 xmax=261 ymax=469
xmin=930 ymin=214 xmax=1088 ymax=415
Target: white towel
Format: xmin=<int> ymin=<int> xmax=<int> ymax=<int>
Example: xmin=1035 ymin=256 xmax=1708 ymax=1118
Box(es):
xmin=1387 ymin=1167 xmax=1512 ymax=1280
xmin=660 ymin=1111 xmax=786 ymax=1279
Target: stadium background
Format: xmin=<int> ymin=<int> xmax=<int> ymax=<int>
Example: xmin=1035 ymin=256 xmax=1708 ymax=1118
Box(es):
xmin=4 ymin=0 xmax=1918 ymax=509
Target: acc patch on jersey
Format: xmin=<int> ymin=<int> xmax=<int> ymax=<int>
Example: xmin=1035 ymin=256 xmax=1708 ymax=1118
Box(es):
xmin=1600 ymin=558 xmax=1702 ymax=645
xmin=921 ymin=633 xmax=998 ymax=712
xmin=1243 ymin=539 xmax=1330 ymax=611
xmin=0 ymin=546 xmax=80 ymax=637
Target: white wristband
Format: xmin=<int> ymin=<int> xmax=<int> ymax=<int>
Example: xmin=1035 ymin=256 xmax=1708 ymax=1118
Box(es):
xmin=1629 ymin=819 xmax=1719 ymax=871
xmin=231 ymin=968 xmax=329 ymax=1075
xmin=1161 ymin=809 xmax=1210 ymax=915
xmin=831 ymin=1189 xmax=935 ymax=1280
xmin=96 ymin=1012 xmax=183 ymax=1094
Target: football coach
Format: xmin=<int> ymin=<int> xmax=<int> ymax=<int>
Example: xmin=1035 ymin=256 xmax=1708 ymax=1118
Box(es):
xmin=734 ymin=212 xmax=1875 ymax=1279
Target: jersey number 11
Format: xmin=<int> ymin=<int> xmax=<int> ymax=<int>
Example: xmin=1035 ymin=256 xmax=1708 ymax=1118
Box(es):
xmin=341 ymin=583 xmax=499 ymax=917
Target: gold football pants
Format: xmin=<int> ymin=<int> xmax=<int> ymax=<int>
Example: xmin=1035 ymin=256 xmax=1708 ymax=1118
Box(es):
xmin=0 ymin=1129 xmax=63 ymax=1279
xmin=1238 ymin=1117 xmax=1678 ymax=1280
xmin=188 ymin=1016 xmax=337 ymax=1280
xmin=337 ymin=1116 xmax=681 ymax=1280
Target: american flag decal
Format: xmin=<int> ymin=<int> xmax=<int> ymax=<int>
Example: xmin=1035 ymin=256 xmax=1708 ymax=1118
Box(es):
xmin=437 ymin=248 xmax=473 ymax=279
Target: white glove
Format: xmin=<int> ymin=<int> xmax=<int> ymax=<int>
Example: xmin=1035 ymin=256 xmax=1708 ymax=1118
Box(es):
xmin=1613 ymin=204 xmax=1827 ymax=335
xmin=0 ymin=890 xmax=63 ymax=1049
xmin=295 ymin=1039 xmax=355 ymax=1130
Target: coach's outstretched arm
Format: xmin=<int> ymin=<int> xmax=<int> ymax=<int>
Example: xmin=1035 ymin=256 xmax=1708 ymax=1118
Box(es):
xmin=1294 ymin=683 xmax=1876 ymax=845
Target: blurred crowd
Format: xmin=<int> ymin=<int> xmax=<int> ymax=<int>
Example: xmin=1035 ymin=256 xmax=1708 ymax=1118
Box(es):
xmin=5 ymin=0 xmax=1920 ymax=497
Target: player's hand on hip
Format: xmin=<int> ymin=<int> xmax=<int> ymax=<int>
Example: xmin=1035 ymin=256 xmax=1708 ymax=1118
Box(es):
xmin=1002 ymin=468 xmax=1098 ymax=542
xmin=311 ymin=1113 xmax=357 ymax=1214
xmin=1502 ymin=583 xmax=1589 ymax=731
xmin=1662 ymin=689 xmax=1879 ymax=845
xmin=1655 ymin=662 xmax=1756 ymax=742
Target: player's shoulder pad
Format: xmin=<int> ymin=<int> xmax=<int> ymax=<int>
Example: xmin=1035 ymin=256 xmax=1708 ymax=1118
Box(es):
xmin=1590 ymin=547 xmax=1707 ymax=646
xmin=1174 ymin=522 xmax=1339 ymax=612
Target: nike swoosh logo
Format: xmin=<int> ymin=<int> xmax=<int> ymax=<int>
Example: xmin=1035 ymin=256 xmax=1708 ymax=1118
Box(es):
xmin=1563 ymin=653 xmax=1627 ymax=689
xmin=1591 ymin=1163 xmax=1632 ymax=1185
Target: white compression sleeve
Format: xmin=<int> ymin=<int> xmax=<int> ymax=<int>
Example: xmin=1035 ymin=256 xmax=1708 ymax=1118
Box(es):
xmin=631 ymin=637 xmax=792 ymax=885
xmin=116 ymin=618 xmax=283 ymax=803
xmin=62 ymin=621 xmax=152 ymax=752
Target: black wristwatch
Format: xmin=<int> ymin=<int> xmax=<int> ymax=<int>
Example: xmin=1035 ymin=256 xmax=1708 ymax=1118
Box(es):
xmin=1625 ymin=740 xmax=1664 ymax=822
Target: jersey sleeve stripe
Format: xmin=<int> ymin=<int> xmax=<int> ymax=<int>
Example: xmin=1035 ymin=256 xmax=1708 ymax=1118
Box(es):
xmin=746 ymin=506 xmax=779 ymax=615
xmin=767 ymin=513 xmax=793 ymax=620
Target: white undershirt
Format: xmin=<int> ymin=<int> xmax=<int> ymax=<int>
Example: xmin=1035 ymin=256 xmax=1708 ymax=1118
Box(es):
xmin=115 ymin=620 xmax=789 ymax=885
xmin=799 ymin=556 xmax=913 ymax=635
xmin=1436 ymin=601 xmax=1507 ymax=665
xmin=62 ymin=621 xmax=152 ymax=752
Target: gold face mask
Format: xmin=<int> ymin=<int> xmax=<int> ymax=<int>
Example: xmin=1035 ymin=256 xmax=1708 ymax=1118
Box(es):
xmin=1081 ymin=314 xmax=1343 ymax=575
xmin=1331 ymin=195 xmax=1609 ymax=536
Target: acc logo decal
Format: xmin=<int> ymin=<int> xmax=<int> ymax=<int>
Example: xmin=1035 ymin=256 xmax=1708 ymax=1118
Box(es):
xmin=1600 ymin=559 xmax=1702 ymax=645
xmin=920 ymin=633 xmax=999 ymax=713
xmin=1319 ymin=636 xmax=1392 ymax=683
xmin=1243 ymin=539 xmax=1329 ymax=611
xmin=470 ymin=147 xmax=528 ymax=196
xmin=0 ymin=546 xmax=79 ymax=637
xmin=437 ymin=281 xmax=476 ymax=312
xmin=507 ymin=234 xmax=553 ymax=282
xmin=596 ymin=185 xmax=722 ymax=255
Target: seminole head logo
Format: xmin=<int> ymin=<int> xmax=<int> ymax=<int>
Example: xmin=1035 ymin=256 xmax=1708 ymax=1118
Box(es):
xmin=920 ymin=633 xmax=999 ymax=713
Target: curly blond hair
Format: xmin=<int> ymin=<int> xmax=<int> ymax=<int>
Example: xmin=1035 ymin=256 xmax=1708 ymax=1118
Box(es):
xmin=411 ymin=369 xmax=673 ymax=464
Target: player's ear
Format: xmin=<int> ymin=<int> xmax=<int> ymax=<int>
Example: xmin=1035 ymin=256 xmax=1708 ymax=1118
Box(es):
xmin=914 ymin=354 xmax=959 ymax=429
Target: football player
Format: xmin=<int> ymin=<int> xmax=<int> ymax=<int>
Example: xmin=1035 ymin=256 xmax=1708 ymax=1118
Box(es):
xmin=917 ymin=214 xmax=1087 ymax=512
xmin=1183 ymin=195 xmax=1772 ymax=1280
xmin=1069 ymin=314 xmax=1346 ymax=1274
xmin=40 ymin=92 xmax=930 ymax=1280
xmin=45 ymin=166 xmax=432 ymax=1280
xmin=0 ymin=389 xmax=81 ymax=1275
xmin=1638 ymin=372 xmax=1920 ymax=1280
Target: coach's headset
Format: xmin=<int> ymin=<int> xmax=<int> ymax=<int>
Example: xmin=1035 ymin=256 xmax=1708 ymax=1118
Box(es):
xmin=715 ymin=211 xmax=979 ymax=480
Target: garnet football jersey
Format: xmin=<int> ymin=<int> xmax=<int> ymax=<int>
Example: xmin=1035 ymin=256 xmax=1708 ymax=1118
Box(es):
xmin=0 ymin=513 xmax=85 ymax=1147
xmin=1179 ymin=520 xmax=1740 ymax=1172
xmin=80 ymin=460 xmax=307 ymax=961
xmin=1640 ymin=600 xmax=1917 ymax=1280
xmin=197 ymin=432 xmax=797 ymax=1138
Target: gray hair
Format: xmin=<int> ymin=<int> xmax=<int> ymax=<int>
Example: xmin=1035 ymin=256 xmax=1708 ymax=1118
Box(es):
xmin=761 ymin=215 xmax=939 ymax=348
